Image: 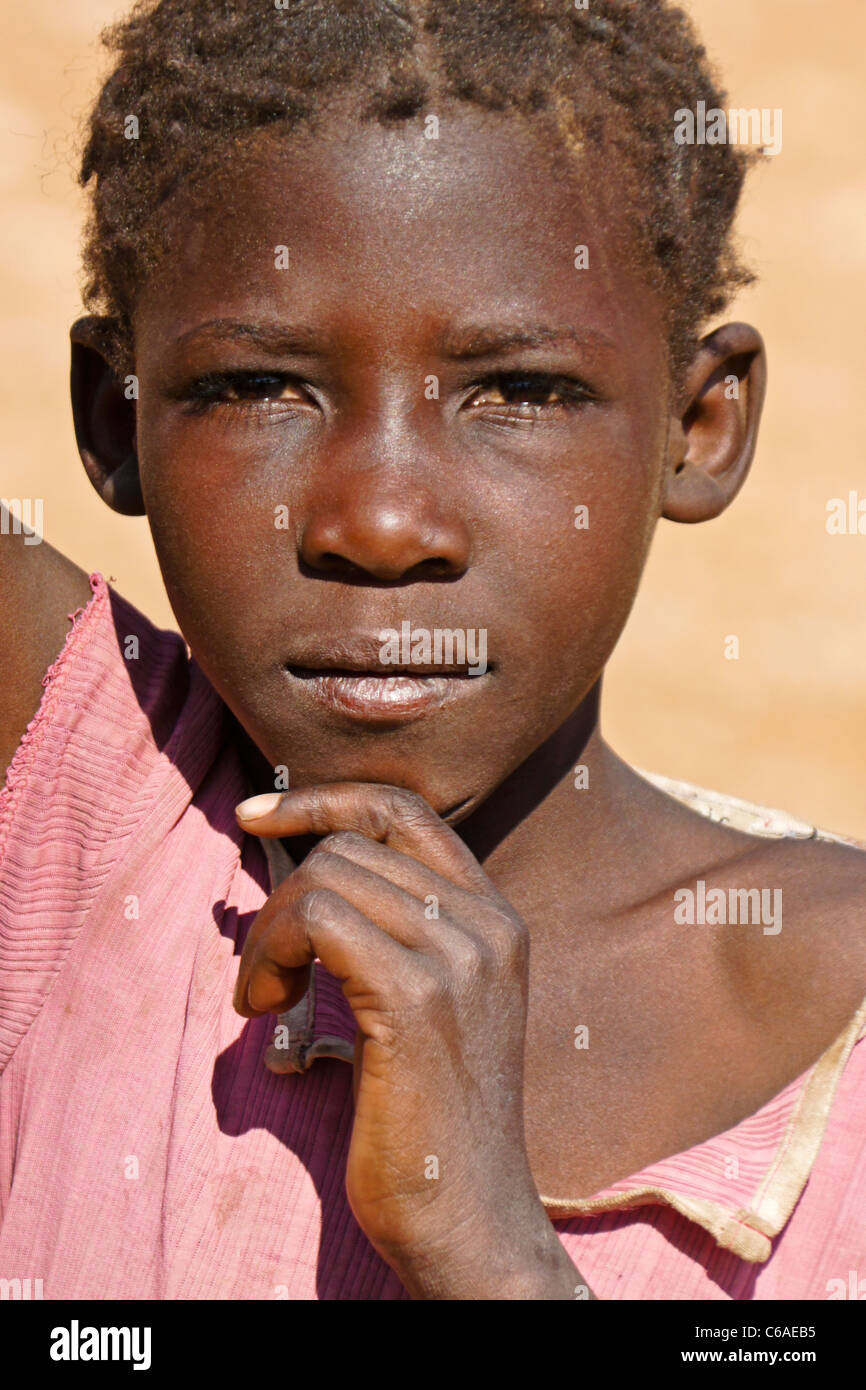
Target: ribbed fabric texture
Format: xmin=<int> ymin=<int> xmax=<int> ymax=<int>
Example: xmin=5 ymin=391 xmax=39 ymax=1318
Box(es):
xmin=0 ymin=573 xmax=863 ymax=1300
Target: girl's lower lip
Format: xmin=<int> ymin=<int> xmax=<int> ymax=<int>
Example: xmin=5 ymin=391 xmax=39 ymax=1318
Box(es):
xmin=286 ymin=669 xmax=475 ymax=723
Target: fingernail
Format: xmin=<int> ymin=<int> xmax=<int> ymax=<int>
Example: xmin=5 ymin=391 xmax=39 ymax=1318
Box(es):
xmin=236 ymin=792 xmax=283 ymax=821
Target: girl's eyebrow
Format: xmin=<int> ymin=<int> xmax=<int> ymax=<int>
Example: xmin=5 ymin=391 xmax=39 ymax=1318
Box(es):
xmin=439 ymin=323 xmax=616 ymax=358
xmin=174 ymin=320 xmax=326 ymax=356
xmin=171 ymin=318 xmax=616 ymax=358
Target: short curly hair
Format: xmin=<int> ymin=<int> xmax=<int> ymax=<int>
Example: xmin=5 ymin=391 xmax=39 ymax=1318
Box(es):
xmin=78 ymin=0 xmax=757 ymax=384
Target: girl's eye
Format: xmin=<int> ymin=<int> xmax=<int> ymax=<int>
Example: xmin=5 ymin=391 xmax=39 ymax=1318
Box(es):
xmin=180 ymin=369 xmax=593 ymax=419
xmin=183 ymin=372 xmax=310 ymax=411
xmin=466 ymin=372 xmax=594 ymax=418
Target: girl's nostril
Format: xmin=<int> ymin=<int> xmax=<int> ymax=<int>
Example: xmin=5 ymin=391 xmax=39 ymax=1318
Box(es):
xmin=413 ymin=556 xmax=453 ymax=577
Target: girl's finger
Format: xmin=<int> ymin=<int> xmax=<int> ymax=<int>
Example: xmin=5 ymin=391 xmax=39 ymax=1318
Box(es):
xmin=307 ymin=829 xmax=500 ymax=926
xmin=234 ymin=838 xmax=436 ymax=1002
xmin=301 ymin=843 xmax=467 ymax=949
xmin=235 ymin=782 xmax=490 ymax=892
xmin=234 ymin=885 xmax=416 ymax=1019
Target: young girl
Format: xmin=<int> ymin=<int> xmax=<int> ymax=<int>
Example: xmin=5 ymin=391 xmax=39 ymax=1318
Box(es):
xmin=1 ymin=0 xmax=864 ymax=1301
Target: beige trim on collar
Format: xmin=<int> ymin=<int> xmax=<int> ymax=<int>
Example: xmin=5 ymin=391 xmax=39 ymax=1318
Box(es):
xmin=538 ymin=991 xmax=866 ymax=1262
xmin=535 ymin=770 xmax=866 ymax=1259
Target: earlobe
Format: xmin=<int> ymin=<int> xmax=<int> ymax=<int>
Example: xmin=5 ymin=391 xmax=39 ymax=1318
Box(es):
xmin=662 ymin=322 xmax=767 ymax=524
xmin=69 ymin=316 xmax=145 ymax=517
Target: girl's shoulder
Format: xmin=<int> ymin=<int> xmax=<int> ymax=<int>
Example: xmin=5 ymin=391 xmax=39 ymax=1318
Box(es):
xmin=0 ymin=531 xmax=95 ymax=782
xmin=636 ymin=766 xmax=865 ymax=850
xmin=0 ymin=559 xmax=205 ymax=862
xmin=637 ymin=764 xmax=866 ymax=1060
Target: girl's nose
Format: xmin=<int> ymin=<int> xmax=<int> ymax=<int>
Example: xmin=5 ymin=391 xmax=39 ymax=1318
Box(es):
xmin=298 ymin=479 xmax=472 ymax=582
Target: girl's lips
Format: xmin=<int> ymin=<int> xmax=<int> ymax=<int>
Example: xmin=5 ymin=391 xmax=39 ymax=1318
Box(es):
xmin=284 ymin=667 xmax=482 ymax=724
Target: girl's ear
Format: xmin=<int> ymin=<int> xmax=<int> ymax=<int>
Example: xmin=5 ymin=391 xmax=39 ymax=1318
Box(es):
xmin=70 ymin=316 xmax=145 ymax=516
xmin=661 ymin=322 xmax=767 ymax=523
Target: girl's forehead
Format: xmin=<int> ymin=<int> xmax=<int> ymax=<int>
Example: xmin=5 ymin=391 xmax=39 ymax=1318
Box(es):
xmin=186 ymin=106 xmax=610 ymax=224
xmin=146 ymin=108 xmax=644 ymax=313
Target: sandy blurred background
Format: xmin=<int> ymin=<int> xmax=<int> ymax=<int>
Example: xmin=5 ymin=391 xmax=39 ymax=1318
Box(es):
xmin=2 ymin=1 xmax=864 ymax=838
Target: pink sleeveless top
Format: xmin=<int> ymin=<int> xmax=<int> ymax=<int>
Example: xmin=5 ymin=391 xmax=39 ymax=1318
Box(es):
xmin=0 ymin=573 xmax=864 ymax=1301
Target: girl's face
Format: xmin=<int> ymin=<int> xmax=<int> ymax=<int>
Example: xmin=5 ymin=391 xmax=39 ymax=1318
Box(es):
xmin=131 ymin=102 xmax=673 ymax=817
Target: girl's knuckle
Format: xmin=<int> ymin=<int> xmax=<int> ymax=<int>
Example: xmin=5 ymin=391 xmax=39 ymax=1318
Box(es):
xmin=488 ymin=912 xmax=529 ymax=969
xmin=295 ymin=886 xmax=335 ymax=925
xmin=385 ymin=785 xmax=429 ymax=824
xmin=322 ymin=829 xmax=366 ymax=857
xmin=401 ymin=966 xmax=444 ymax=1013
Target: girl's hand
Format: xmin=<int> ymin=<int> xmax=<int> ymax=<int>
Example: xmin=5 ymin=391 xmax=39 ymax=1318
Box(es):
xmin=233 ymin=783 xmax=589 ymax=1300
